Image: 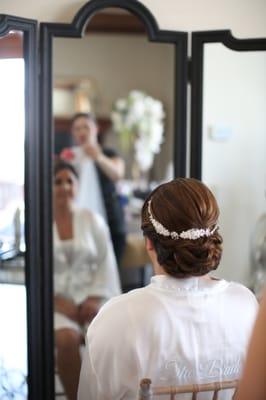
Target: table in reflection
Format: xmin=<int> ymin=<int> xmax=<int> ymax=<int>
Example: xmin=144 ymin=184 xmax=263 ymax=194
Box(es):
xmin=0 ymin=255 xmax=25 ymax=285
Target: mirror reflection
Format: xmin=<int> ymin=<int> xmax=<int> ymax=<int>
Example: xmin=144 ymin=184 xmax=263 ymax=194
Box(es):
xmin=0 ymin=31 xmax=27 ymax=398
xmin=53 ymin=160 xmax=121 ymax=399
xmin=202 ymin=44 xmax=266 ymax=295
xmin=52 ymin=7 xmax=175 ymax=399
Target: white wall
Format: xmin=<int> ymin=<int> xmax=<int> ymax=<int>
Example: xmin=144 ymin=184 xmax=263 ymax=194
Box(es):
xmin=0 ymin=0 xmax=266 ymax=37
xmin=202 ymin=44 xmax=266 ymax=285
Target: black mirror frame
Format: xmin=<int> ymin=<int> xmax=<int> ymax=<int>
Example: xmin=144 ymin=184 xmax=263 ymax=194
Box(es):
xmin=0 ymin=15 xmax=43 ymax=400
xmin=39 ymin=0 xmax=188 ymax=397
xmin=190 ymin=30 xmax=266 ymax=179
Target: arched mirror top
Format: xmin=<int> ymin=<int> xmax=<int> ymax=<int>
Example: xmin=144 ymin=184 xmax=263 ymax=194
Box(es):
xmin=40 ymin=0 xmax=187 ymax=42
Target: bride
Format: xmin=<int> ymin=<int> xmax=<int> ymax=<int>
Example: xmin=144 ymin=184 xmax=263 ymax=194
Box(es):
xmin=78 ymin=178 xmax=258 ymax=400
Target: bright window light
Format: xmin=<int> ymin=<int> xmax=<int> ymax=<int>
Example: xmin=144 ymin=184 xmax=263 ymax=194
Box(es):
xmin=0 ymin=59 xmax=25 ymax=185
xmin=0 ymin=59 xmax=24 ymax=241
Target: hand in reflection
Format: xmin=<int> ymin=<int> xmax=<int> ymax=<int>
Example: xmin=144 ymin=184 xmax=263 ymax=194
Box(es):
xmin=54 ymin=295 xmax=79 ymax=322
xmin=78 ymin=296 xmax=103 ymax=326
xmin=82 ymin=142 xmax=101 ymax=160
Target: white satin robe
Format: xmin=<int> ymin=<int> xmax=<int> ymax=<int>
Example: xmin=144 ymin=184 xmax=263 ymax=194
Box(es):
xmin=53 ymin=208 xmax=121 ymax=305
xmin=78 ymin=275 xmax=258 ymax=400
xmin=71 ymin=146 xmax=107 ymax=221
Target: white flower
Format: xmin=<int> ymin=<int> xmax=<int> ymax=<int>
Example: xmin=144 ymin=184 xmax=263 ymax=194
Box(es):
xmin=111 ymin=111 xmax=123 ymax=131
xmin=130 ymin=100 xmax=146 ymax=120
xmin=116 ymin=99 xmax=127 ymax=111
xmin=111 ymin=90 xmax=165 ymax=171
xmin=124 ymin=112 xmax=136 ymax=129
xmin=129 ymin=90 xmax=144 ymax=101
xmin=135 ymin=139 xmax=154 ymax=171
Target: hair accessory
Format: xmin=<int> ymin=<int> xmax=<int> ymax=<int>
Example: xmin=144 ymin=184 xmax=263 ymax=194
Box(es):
xmin=148 ymin=200 xmax=218 ymax=240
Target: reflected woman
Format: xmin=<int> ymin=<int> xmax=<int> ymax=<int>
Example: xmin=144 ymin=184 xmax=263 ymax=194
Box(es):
xmin=78 ymin=178 xmax=258 ymax=400
xmin=60 ymin=112 xmax=126 ymax=265
xmin=53 ymin=160 xmax=121 ymax=400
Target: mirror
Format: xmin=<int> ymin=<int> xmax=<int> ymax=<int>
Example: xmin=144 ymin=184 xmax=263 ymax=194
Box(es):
xmin=52 ymin=9 xmax=175 ymax=399
xmin=0 ymin=30 xmax=28 ymax=398
xmin=52 ymin=9 xmax=176 ymax=290
xmin=38 ymin=3 xmax=188 ymax=398
xmin=192 ymin=37 xmax=266 ymax=293
xmin=202 ymin=44 xmax=266 ymax=289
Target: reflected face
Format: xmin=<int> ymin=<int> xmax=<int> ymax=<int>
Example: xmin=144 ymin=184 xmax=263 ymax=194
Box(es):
xmin=71 ymin=116 xmax=98 ymax=145
xmin=53 ymin=168 xmax=78 ymax=206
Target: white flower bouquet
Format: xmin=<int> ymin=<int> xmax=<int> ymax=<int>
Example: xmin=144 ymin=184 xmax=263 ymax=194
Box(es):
xmin=111 ymin=90 xmax=165 ymax=172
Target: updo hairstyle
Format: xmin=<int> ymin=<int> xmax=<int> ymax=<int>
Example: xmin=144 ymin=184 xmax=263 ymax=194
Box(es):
xmin=141 ymin=178 xmax=223 ymax=278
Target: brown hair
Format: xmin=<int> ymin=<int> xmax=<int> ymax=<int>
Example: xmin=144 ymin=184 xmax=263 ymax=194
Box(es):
xmin=71 ymin=112 xmax=96 ymax=126
xmin=141 ymin=178 xmax=223 ymax=278
xmin=53 ymin=160 xmax=79 ymax=179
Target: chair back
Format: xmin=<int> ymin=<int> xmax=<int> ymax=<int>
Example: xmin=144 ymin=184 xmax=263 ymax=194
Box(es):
xmin=139 ymin=378 xmax=238 ymax=400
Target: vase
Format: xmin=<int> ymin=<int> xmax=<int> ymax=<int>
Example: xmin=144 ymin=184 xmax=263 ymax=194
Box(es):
xmin=131 ymin=161 xmax=149 ymax=192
